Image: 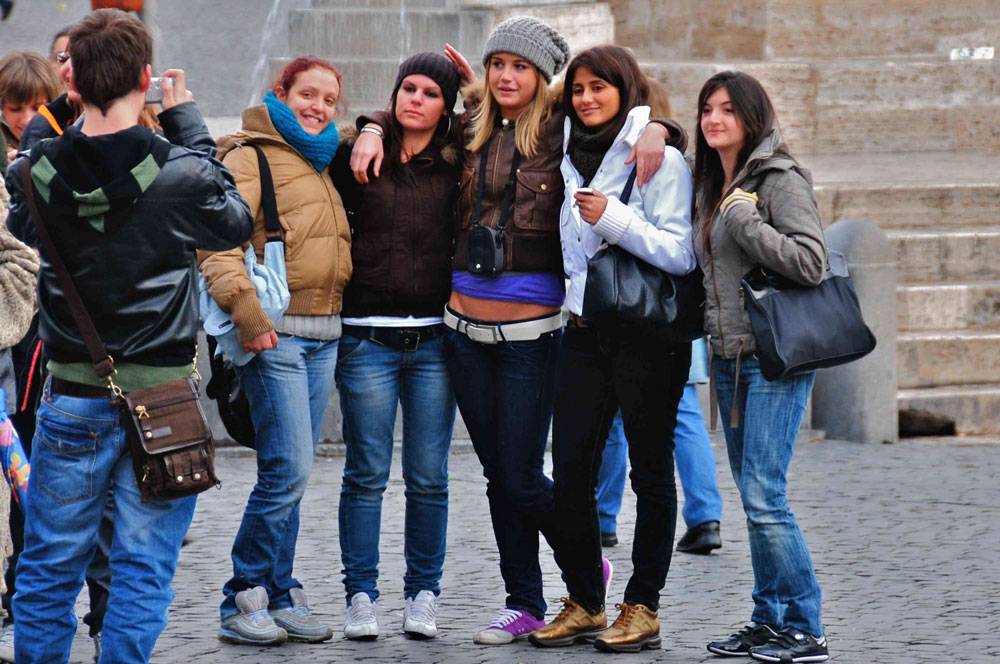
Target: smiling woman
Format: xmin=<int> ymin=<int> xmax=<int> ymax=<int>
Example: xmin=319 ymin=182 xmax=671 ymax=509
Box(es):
xmin=0 ymin=50 xmax=62 ymax=168
xmin=198 ymin=54 xmax=352 ymax=647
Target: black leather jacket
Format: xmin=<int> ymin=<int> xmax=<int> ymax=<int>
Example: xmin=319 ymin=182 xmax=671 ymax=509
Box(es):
xmin=6 ymin=102 xmax=252 ymax=368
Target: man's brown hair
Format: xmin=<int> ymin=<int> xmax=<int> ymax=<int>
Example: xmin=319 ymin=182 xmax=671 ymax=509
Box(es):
xmin=69 ymin=9 xmax=152 ymax=114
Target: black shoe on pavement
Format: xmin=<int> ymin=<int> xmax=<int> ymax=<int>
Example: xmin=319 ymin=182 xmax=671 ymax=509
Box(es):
xmin=707 ymin=623 xmax=778 ymax=657
xmin=749 ymin=628 xmax=829 ymax=663
xmin=601 ymin=532 xmax=618 ymax=547
xmin=677 ymin=520 xmax=722 ymax=555
xmin=0 ymin=0 xmax=13 ymax=21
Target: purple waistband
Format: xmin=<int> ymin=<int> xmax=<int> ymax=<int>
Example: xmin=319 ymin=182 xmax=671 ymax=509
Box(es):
xmin=452 ymin=270 xmax=565 ymax=307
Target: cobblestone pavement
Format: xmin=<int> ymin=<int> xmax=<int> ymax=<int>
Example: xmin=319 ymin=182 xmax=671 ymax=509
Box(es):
xmin=62 ymin=435 xmax=999 ymax=663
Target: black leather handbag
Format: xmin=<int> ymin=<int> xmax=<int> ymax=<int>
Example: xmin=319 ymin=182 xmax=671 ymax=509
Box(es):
xmin=582 ymin=167 xmax=705 ymax=340
xmin=741 ymin=250 xmax=876 ymax=381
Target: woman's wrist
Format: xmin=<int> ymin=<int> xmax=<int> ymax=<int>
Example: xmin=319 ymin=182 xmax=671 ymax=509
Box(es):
xmin=360 ymin=124 xmax=384 ymax=139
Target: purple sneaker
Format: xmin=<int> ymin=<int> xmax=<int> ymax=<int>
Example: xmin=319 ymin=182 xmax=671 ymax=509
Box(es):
xmin=603 ymin=557 xmax=614 ymax=601
xmin=473 ymin=608 xmax=545 ymax=645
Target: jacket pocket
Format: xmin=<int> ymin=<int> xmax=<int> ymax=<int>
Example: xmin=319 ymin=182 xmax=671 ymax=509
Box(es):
xmin=513 ymin=169 xmax=561 ymax=232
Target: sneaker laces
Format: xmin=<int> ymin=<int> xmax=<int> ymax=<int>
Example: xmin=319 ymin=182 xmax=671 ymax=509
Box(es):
xmin=408 ymin=595 xmax=437 ymax=625
xmin=552 ymin=597 xmax=578 ymax=623
xmin=486 ymin=607 xmax=523 ymax=629
xmin=246 ymin=609 xmax=274 ymax=627
xmin=348 ymin=599 xmax=376 ymax=624
xmin=611 ymin=603 xmax=639 ymax=628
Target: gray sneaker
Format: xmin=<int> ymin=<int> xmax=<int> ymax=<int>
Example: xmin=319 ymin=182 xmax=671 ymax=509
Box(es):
xmin=271 ymin=588 xmax=333 ymax=643
xmin=218 ymin=586 xmax=288 ymax=646
xmin=344 ymin=592 xmax=379 ymax=640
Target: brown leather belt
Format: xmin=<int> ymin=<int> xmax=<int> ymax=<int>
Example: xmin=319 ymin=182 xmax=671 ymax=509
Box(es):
xmin=50 ymin=377 xmax=112 ymax=398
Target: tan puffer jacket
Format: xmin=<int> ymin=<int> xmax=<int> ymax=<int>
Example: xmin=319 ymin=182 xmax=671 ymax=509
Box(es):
xmin=199 ymin=105 xmax=352 ymax=342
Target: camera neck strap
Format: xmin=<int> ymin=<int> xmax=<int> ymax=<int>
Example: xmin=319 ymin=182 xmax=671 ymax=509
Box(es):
xmin=472 ymin=132 xmax=521 ymax=235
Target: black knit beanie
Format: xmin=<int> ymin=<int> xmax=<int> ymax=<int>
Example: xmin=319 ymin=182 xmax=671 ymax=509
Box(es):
xmin=393 ymin=52 xmax=461 ymax=112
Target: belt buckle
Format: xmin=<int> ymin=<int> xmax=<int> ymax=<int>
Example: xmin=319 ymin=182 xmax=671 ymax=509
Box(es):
xmin=464 ymin=323 xmax=499 ymax=344
xmin=399 ymin=330 xmax=420 ymax=352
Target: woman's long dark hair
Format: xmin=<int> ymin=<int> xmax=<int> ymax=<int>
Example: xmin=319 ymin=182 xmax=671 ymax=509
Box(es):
xmin=562 ymin=45 xmax=650 ymax=145
xmin=693 ymin=71 xmax=777 ymax=249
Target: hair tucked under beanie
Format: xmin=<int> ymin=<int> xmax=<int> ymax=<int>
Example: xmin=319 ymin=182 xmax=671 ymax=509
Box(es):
xmin=393 ymin=52 xmax=461 ymax=112
xmin=481 ymin=15 xmax=570 ymax=82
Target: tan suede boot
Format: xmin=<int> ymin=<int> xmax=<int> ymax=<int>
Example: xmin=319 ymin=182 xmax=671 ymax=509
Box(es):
xmin=528 ymin=597 xmax=607 ymax=647
xmin=593 ymin=603 xmax=661 ymax=653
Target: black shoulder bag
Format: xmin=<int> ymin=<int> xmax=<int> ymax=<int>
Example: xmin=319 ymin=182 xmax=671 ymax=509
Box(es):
xmin=741 ymin=249 xmax=876 ymax=381
xmin=582 ymin=166 xmax=705 ymax=340
xmin=467 ymin=134 xmax=521 ymax=275
xmin=204 ymin=144 xmax=282 ymax=450
xmin=21 ymin=165 xmax=218 ymax=502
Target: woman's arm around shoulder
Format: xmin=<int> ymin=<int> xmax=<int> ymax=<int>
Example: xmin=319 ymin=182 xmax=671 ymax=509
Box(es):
xmin=593 ymin=146 xmax=696 ymax=276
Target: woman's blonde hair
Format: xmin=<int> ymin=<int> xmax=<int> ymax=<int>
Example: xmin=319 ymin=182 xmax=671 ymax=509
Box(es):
xmin=467 ymin=66 xmax=551 ymax=159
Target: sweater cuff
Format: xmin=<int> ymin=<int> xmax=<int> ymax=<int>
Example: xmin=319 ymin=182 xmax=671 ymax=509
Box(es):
xmin=593 ymin=197 xmax=633 ymax=245
xmin=229 ymin=289 xmax=274 ymax=343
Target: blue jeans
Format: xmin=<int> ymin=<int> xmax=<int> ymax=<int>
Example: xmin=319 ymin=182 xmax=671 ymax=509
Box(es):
xmin=597 ymin=385 xmax=722 ymax=533
xmin=221 ymin=334 xmax=338 ymax=619
xmin=443 ymin=328 xmax=560 ymax=620
xmin=336 ymin=332 xmax=455 ymax=602
xmin=714 ymin=355 xmax=823 ymax=637
xmin=15 ymin=382 xmax=196 ymax=664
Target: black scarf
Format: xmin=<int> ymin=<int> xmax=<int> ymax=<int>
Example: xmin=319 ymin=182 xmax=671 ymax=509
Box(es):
xmin=568 ymin=117 xmax=621 ymax=186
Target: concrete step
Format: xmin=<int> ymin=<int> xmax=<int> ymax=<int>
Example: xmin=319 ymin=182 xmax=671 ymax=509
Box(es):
xmin=643 ymin=58 xmax=1000 ymax=155
xmin=810 ymin=152 xmax=1000 ymax=230
xmin=898 ymin=384 xmax=1000 ymax=436
xmin=312 ymin=0 xmax=449 ymax=7
xmin=614 ymin=0 xmax=1000 ymax=60
xmin=898 ymin=330 xmax=1000 ymax=389
xmin=897 ymin=282 xmax=1000 ymax=332
xmin=888 ymin=227 xmax=1000 ymax=285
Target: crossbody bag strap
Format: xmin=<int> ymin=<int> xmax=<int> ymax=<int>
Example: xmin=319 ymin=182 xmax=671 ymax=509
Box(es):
xmin=248 ymin=144 xmax=282 ymax=240
xmin=472 ymin=133 xmax=521 ymax=235
xmin=619 ymin=165 xmax=638 ymax=203
xmin=19 ymin=164 xmax=117 ymax=384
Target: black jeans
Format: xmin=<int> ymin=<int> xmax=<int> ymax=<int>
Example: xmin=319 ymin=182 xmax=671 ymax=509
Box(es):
xmin=551 ymin=324 xmax=690 ymax=613
xmin=443 ymin=328 xmax=561 ymax=620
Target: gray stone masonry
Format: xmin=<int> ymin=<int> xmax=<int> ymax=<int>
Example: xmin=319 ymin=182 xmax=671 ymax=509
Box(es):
xmin=55 ymin=435 xmax=1000 ymax=663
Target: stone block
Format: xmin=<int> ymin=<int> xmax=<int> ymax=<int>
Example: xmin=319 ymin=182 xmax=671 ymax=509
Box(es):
xmin=898 ymin=282 xmax=1000 ymax=332
xmin=889 ymin=227 xmax=1000 ymax=285
xmin=897 ymin=331 xmax=1000 ymax=389
xmin=815 ymin=183 xmax=1000 ymax=231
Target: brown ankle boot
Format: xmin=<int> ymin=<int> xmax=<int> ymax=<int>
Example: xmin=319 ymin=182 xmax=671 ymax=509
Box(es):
xmin=593 ymin=603 xmax=661 ymax=653
xmin=528 ymin=597 xmax=607 ymax=647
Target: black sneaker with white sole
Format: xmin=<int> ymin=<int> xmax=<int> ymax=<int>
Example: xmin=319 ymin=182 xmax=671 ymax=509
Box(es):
xmin=707 ymin=623 xmax=778 ymax=657
xmin=749 ymin=628 xmax=829 ymax=663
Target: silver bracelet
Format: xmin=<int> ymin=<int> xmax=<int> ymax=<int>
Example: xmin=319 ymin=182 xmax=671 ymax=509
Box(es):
xmin=360 ymin=126 xmax=383 ymax=138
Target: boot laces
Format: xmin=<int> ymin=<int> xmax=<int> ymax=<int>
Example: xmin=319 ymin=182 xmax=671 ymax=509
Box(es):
xmin=612 ymin=603 xmax=639 ymax=628
xmin=553 ymin=597 xmax=578 ymax=622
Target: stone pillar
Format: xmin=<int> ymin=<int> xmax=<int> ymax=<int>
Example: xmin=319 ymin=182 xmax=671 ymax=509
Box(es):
xmin=812 ymin=219 xmax=898 ymax=444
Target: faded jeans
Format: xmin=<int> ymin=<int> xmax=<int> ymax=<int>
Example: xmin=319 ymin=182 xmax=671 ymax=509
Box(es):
xmin=714 ymin=355 xmax=823 ymax=637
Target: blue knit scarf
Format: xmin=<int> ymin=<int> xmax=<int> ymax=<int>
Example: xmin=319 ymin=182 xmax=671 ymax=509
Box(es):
xmin=263 ymin=91 xmax=339 ymax=172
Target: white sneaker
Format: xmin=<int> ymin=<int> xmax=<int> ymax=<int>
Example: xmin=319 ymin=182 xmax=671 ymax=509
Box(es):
xmin=403 ymin=590 xmax=438 ymax=639
xmin=344 ymin=592 xmax=379 ymax=640
xmin=0 ymin=626 xmax=14 ymax=663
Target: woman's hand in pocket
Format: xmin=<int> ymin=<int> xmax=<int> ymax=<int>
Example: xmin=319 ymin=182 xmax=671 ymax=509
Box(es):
xmin=243 ymin=329 xmax=278 ymax=353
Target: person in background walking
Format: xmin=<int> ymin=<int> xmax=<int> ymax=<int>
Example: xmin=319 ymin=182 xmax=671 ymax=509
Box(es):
xmin=693 ymin=70 xmax=829 ymax=663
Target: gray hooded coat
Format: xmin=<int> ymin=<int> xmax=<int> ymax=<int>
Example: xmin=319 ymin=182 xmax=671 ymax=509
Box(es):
xmin=693 ymin=129 xmax=826 ymax=360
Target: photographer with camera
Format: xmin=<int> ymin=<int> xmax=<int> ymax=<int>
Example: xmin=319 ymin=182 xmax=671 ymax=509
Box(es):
xmin=5 ymin=9 xmax=252 ymax=663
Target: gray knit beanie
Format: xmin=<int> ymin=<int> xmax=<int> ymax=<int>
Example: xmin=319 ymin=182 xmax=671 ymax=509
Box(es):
xmin=481 ymin=16 xmax=570 ymax=82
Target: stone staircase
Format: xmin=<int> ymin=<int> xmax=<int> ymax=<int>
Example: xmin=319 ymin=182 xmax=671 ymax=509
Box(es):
xmin=616 ymin=0 xmax=1000 ymax=436
xmin=278 ymin=0 xmax=614 ymax=118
